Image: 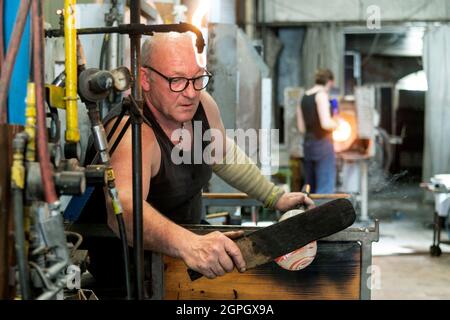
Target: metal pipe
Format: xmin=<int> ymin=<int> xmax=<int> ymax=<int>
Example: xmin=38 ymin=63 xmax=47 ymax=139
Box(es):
xmin=116 ymin=214 xmax=132 ymax=299
xmin=201 ymin=192 xmax=352 ymax=200
xmin=32 ymin=0 xmax=58 ymax=204
xmin=130 ymin=0 xmax=145 ymax=300
xmin=45 ymin=23 xmax=206 ymax=54
xmin=245 ymin=0 xmax=255 ymax=39
xmin=91 ymin=115 xmax=130 ymax=165
xmin=25 ymin=82 xmax=36 ymax=162
xmin=0 ymin=0 xmax=31 ymax=124
xmin=36 ymin=285 xmax=63 ymax=300
xmin=360 ymin=160 xmax=369 ymax=221
xmin=64 ymin=0 xmax=80 ymax=145
xmin=46 ymin=260 xmax=69 ymax=280
xmin=11 ymin=132 xmax=31 ymax=300
xmin=261 ymin=0 xmax=266 ymax=60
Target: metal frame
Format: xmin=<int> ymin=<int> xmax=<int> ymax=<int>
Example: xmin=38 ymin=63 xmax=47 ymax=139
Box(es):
xmin=201 ymin=196 xmax=261 ymax=220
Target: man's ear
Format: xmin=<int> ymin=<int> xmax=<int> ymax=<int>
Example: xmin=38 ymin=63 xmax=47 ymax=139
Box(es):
xmin=141 ymin=67 xmax=151 ymax=92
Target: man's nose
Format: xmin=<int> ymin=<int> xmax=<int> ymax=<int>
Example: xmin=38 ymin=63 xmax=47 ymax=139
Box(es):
xmin=182 ymin=80 xmax=197 ymax=99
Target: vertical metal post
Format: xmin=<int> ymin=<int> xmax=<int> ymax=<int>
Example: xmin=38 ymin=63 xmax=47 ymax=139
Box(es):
xmin=129 ymin=0 xmax=144 ymax=300
xmin=360 ymin=160 xmax=369 ymax=221
xmin=261 ymin=0 xmax=266 ymax=61
xmin=360 ymin=241 xmax=372 ymax=300
xmin=151 ymin=253 xmax=164 ymax=300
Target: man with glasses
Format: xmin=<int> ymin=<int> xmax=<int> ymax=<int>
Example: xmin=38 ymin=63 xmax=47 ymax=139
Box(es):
xmin=88 ymin=32 xmax=314 ymax=282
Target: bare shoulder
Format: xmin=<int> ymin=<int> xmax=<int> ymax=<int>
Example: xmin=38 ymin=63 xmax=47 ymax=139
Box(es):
xmin=105 ymin=115 xmax=157 ymax=147
xmin=315 ymin=91 xmax=329 ymax=104
xmin=105 ymin=115 xmax=161 ymax=175
xmin=315 ymin=90 xmax=328 ymax=99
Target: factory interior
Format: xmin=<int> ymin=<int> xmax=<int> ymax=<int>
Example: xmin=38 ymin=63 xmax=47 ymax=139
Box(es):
xmin=1 ymin=0 xmax=450 ymax=302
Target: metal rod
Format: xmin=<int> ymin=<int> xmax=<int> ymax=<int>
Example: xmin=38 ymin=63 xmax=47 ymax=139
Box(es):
xmin=360 ymin=160 xmax=369 ymax=221
xmin=45 ymin=23 xmax=205 ymax=54
xmin=201 ymin=192 xmax=352 ymax=200
xmin=36 ymin=286 xmax=63 ymax=300
xmin=91 ymin=111 xmax=129 ymax=165
xmin=116 ymin=214 xmax=132 ymax=299
xmin=130 ymin=0 xmax=144 ymax=300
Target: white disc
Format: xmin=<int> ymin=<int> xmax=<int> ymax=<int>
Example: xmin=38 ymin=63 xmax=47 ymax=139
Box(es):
xmin=274 ymin=209 xmax=317 ymax=271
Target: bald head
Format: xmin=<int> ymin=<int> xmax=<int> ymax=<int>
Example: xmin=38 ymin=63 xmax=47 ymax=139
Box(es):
xmin=141 ymin=32 xmax=198 ymax=67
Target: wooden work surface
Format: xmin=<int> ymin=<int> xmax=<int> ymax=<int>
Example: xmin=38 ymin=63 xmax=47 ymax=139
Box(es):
xmin=164 ymin=241 xmax=361 ymax=300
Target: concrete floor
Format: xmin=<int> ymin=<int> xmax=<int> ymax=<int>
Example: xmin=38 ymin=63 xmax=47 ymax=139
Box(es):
xmin=365 ymin=183 xmax=450 ymax=300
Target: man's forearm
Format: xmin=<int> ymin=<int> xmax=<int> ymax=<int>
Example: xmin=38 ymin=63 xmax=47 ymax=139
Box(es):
xmin=141 ymin=201 xmax=193 ymax=258
xmin=108 ymin=198 xmax=194 ymax=259
xmin=108 ymin=199 xmax=247 ymax=278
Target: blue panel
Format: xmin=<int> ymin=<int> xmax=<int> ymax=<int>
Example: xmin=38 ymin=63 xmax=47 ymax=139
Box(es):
xmin=4 ymin=0 xmax=31 ymax=125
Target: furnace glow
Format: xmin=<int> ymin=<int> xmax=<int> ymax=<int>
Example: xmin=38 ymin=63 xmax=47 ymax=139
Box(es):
xmin=333 ymin=118 xmax=352 ymax=142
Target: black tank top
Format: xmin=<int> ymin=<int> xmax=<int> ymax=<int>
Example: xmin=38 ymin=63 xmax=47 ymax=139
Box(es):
xmin=301 ymin=93 xmax=332 ymax=140
xmin=143 ymin=103 xmax=212 ymax=224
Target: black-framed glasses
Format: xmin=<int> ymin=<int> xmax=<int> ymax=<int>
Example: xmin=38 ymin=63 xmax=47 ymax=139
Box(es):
xmin=144 ymin=65 xmax=213 ymax=92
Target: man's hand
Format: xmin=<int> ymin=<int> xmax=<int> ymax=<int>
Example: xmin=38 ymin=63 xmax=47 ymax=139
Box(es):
xmin=181 ymin=230 xmax=246 ymax=279
xmin=274 ymin=192 xmax=315 ymax=212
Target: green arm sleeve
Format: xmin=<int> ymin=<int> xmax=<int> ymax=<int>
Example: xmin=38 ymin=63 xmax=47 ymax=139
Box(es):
xmin=212 ymin=137 xmax=285 ymax=209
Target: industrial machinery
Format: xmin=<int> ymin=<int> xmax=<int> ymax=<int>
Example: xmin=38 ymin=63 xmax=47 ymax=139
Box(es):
xmin=0 ymin=0 xmax=206 ymax=300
